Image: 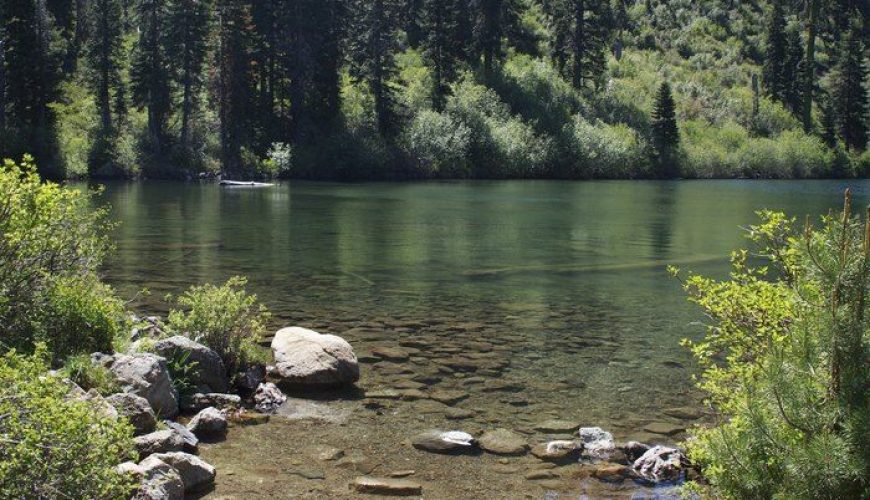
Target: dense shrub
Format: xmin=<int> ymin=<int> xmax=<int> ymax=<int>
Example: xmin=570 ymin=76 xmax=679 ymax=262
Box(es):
xmin=564 ymin=116 xmax=649 ymax=178
xmin=166 ymin=276 xmax=270 ymax=373
xmin=0 ymin=346 xmax=134 ymax=498
xmin=674 ymin=201 xmax=869 ymax=498
xmin=402 ymin=110 xmax=472 ymax=176
xmin=60 ymin=353 xmax=121 ymax=396
xmin=0 ymin=157 xmax=124 ymax=362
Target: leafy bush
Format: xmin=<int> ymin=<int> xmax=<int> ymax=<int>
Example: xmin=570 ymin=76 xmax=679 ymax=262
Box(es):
xmin=166 ymin=276 xmax=270 ymax=373
xmin=60 ymin=353 xmax=120 ymax=396
xmin=0 ymin=157 xmax=124 ymax=362
xmin=0 ymin=346 xmax=134 ymax=498
xmin=564 ymin=116 xmax=649 ymax=178
xmin=402 ymin=110 xmax=471 ymax=176
xmin=673 ymin=199 xmax=869 ymax=498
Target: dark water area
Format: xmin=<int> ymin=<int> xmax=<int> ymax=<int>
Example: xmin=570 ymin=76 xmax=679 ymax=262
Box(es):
xmin=91 ymin=179 xmax=869 ymax=498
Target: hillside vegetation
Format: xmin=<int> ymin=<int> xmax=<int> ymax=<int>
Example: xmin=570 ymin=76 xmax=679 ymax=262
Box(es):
xmin=0 ymin=0 xmax=867 ymax=180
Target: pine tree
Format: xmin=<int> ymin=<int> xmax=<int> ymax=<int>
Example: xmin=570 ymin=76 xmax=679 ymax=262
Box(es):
xmin=762 ymin=0 xmax=787 ymax=102
xmin=1 ymin=0 xmax=61 ymax=175
xmin=651 ymin=81 xmax=679 ymax=177
xmin=421 ymin=0 xmax=461 ymax=111
xmin=831 ymin=23 xmax=868 ymax=151
xmin=85 ymin=0 xmax=126 ymax=174
xmin=131 ymin=0 xmax=172 ymax=156
xmin=405 ymin=0 xmax=423 ymax=48
xmin=542 ymin=0 xmax=612 ymax=90
xmin=166 ymin=0 xmax=211 ymax=152
xmin=801 ymin=0 xmax=819 ymax=132
xmin=472 ymin=0 xmax=520 ymax=80
xmin=216 ymin=0 xmax=256 ymax=175
xmin=782 ymin=24 xmax=803 ymax=115
xmin=347 ymin=0 xmax=402 ymax=137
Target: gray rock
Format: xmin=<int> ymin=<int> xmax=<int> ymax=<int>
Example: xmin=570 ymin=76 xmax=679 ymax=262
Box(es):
xmin=107 ymin=393 xmax=156 ymax=436
xmin=412 ymin=430 xmax=476 ymax=454
xmin=351 ymin=476 xmax=422 ymax=495
xmin=91 ymin=352 xmax=117 ymax=368
xmin=270 ymin=327 xmax=359 ymax=387
xmin=182 ymin=392 xmax=241 ymax=413
xmin=153 ymin=336 xmax=228 ymax=393
xmin=478 ymin=428 xmax=528 ymax=455
xmin=621 ymin=441 xmax=651 ymax=462
xmin=150 ymin=452 xmax=216 ymax=492
xmin=235 ymin=364 xmax=266 ymax=393
xmin=253 ymin=382 xmax=286 ymax=414
xmin=134 ymin=429 xmax=184 ymax=458
xmin=632 ymin=445 xmax=687 ymax=483
xmin=164 ymin=421 xmax=198 ymax=453
xmin=71 ymin=388 xmax=119 ymax=420
xmin=136 ymin=456 xmax=185 ymax=500
xmin=110 ymin=354 xmax=178 ymax=418
xmin=187 ymin=407 xmax=227 ymax=437
xmin=578 ymin=427 xmax=615 ymax=460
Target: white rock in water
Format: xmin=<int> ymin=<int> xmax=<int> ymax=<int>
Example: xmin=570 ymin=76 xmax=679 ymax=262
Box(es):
xmin=578 ymin=427 xmax=615 ymax=460
xmin=270 ymin=327 xmax=359 ymax=387
xmin=440 ymin=431 xmax=475 ymax=446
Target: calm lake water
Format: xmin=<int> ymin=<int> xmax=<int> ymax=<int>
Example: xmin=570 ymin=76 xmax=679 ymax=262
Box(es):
xmin=95 ymin=179 xmax=869 ymax=497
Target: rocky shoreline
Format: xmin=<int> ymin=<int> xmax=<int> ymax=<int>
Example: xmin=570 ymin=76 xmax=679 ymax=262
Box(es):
xmin=66 ymin=316 xmax=699 ymax=498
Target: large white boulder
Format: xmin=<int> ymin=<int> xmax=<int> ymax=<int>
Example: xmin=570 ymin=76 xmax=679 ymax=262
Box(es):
xmin=270 ymin=327 xmax=359 ymax=387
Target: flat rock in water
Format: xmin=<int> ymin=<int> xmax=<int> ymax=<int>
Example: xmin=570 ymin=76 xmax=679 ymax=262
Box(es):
xmin=578 ymin=427 xmax=615 ymax=460
xmin=534 ymin=419 xmax=581 ymax=433
xmin=478 ymin=428 xmax=529 ymax=455
xmin=351 ymin=476 xmax=422 ymax=496
xmin=371 ymin=347 xmax=410 ymax=362
xmin=631 ymin=445 xmax=687 ymax=483
xmin=412 ymin=430 xmax=476 ymax=454
xmin=428 ymin=389 xmax=469 ymax=405
xmin=663 ymin=407 xmax=703 ymax=420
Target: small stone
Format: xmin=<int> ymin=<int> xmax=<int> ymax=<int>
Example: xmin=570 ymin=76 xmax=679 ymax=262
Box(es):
xmin=478 ymin=428 xmax=528 ymax=456
xmin=525 ymin=469 xmax=558 ymax=480
xmin=365 ymin=389 xmax=402 ymax=399
xmin=253 ymin=382 xmax=286 ymax=414
xmin=187 ymin=406 xmax=227 ymax=437
xmin=316 ymin=446 xmax=345 ymax=461
xmin=371 ymin=347 xmax=410 ymax=362
xmin=183 ymin=392 xmax=241 ymax=413
xmin=351 ymin=476 xmax=422 ymax=495
xmin=578 ymin=427 xmax=615 ymax=460
xmin=164 ymin=421 xmax=199 ymax=453
xmin=389 ymin=470 xmax=415 ymax=478
xmin=592 ymin=464 xmax=629 ymax=482
xmin=412 ymin=430 xmax=476 ymax=454
xmin=445 ymin=407 xmax=474 ymax=420
xmin=428 ymin=389 xmax=469 ymax=406
xmin=663 ymin=407 xmax=703 ymax=420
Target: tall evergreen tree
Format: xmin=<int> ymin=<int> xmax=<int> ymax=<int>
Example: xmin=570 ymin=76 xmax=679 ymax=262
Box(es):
xmin=762 ymin=0 xmax=787 ymax=102
xmin=166 ymin=0 xmax=211 ymax=152
xmin=216 ymin=0 xmax=256 ymax=175
xmin=0 ymin=38 xmax=6 ymax=137
xmin=651 ymin=81 xmax=679 ymax=177
xmin=405 ymin=0 xmax=423 ymax=48
xmin=473 ymin=0 xmax=507 ymax=80
xmin=421 ymin=0 xmax=461 ymax=111
xmin=831 ymin=23 xmax=868 ymax=151
xmin=801 ymin=0 xmax=819 ymax=132
xmin=782 ymin=24 xmax=803 ymax=115
xmin=347 ymin=0 xmax=402 ymax=137
xmin=1 ymin=0 xmax=61 ymax=175
xmin=131 ymin=0 xmax=172 ymax=156
xmin=85 ymin=0 xmax=126 ymax=174
xmin=542 ymin=0 xmax=612 ymax=90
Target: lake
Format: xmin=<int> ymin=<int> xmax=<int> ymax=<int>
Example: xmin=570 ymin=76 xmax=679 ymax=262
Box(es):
xmin=96 ymin=179 xmax=869 ymax=497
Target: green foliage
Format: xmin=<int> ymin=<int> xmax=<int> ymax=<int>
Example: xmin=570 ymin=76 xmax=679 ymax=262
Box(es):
xmin=651 ymin=81 xmax=680 ymax=176
xmin=0 ymin=346 xmax=134 ymax=498
xmin=166 ymin=276 xmax=270 ymax=373
xmin=0 ymin=157 xmax=124 ymax=362
xmin=564 ymin=116 xmax=648 ymax=178
xmin=165 ymin=350 xmax=200 ymax=401
xmin=60 ymin=353 xmax=120 ymax=396
xmin=402 ymin=109 xmax=471 ymax=176
xmin=673 ymin=198 xmax=870 ymax=499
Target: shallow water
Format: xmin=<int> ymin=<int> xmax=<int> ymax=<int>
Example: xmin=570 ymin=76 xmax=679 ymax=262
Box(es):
xmin=95 ymin=179 xmax=869 ymax=498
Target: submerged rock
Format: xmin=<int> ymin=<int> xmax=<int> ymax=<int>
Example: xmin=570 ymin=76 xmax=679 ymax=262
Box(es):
xmin=478 ymin=428 xmax=528 ymax=456
xmin=351 ymin=476 xmax=422 ymax=495
xmin=270 ymin=327 xmax=359 ymax=387
xmin=631 ymin=445 xmax=687 ymax=483
xmin=534 ymin=419 xmax=581 ymax=433
xmin=530 ymin=440 xmax=582 ymax=462
xmin=110 ymin=353 xmax=178 ymax=418
xmin=253 ymin=382 xmax=286 ymax=413
xmin=153 ymin=336 xmax=228 ymax=394
xmin=412 ymin=430 xmax=477 ymax=454
xmin=150 ymin=452 xmax=216 ymax=492
xmin=187 ymin=407 xmax=227 ymax=437
xmin=106 ymin=393 xmax=156 ymax=436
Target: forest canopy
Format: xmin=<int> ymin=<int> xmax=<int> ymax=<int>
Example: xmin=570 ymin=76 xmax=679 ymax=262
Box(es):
xmin=0 ymin=0 xmax=867 ymax=180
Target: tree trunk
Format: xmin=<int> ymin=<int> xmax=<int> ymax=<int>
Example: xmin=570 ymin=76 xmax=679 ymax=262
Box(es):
xmin=571 ymin=0 xmax=585 ymax=89
xmin=801 ymin=0 xmax=818 ymax=132
xmin=0 ymin=40 xmax=6 ymax=134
